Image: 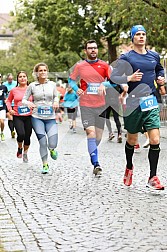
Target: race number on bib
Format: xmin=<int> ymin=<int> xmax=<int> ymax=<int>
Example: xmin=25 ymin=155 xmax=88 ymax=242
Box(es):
xmin=38 ymin=106 xmax=53 ymax=117
xmin=87 ymin=83 xmax=100 ymax=95
xmin=18 ymin=106 xmax=30 ymax=115
xmin=140 ymin=95 xmax=158 ymax=111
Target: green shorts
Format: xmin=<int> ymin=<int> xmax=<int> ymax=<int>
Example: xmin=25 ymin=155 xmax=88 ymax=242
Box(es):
xmin=124 ymin=107 xmax=160 ymax=134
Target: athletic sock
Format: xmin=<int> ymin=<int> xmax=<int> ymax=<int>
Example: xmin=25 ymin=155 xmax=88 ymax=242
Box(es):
xmin=125 ymin=141 xmax=134 ymax=169
xmin=87 ymin=138 xmax=99 ymax=166
xmin=148 ymin=144 xmax=160 ymax=179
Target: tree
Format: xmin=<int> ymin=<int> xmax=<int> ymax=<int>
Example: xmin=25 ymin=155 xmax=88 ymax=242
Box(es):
xmin=0 ymin=24 xmax=60 ymax=81
xmin=12 ymin=0 xmax=167 ymax=67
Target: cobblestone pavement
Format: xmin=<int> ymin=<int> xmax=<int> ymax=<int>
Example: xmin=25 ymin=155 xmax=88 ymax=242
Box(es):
xmin=0 ymin=118 xmax=167 ymax=252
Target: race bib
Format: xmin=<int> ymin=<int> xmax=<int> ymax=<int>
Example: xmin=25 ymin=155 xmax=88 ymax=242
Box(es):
xmin=18 ymin=106 xmax=30 ymax=115
xmin=0 ymin=100 xmax=3 ymax=107
xmin=140 ymin=95 xmax=158 ymax=111
xmin=87 ymin=83 xmax=100 ymax=95
xmin=38 ymin=106 xmax=53 ymax=117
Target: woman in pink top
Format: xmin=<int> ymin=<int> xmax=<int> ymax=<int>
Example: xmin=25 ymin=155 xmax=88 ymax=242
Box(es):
xmin=6 ymin=71 xmax=32 ymax=162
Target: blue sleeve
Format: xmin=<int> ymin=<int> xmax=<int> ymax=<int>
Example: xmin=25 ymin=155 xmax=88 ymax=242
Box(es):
xmin=110 ymin=55 xmax=132 ymax=84
xmin=68 ymin=77 xmax=79 ymax=92
xmin=155 ymin=54 xmax=164 ymax=78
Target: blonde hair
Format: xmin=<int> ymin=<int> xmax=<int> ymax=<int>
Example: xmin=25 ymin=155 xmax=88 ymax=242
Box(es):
xmin=32 ymin=62 xmax=49 ymax=79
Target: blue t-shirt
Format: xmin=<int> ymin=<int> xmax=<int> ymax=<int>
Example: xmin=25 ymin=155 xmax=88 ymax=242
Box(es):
xmin=111 ymin=50 xmax=164 ymax=95
xmin=4 ymin=80 xmax=17 ymax=94
xmin=63 ymin=91 xmax=79 ymax=108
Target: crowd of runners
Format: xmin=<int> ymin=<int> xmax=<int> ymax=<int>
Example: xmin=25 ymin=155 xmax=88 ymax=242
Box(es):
xmin=0 ymin=25 xmax=166 ymax=191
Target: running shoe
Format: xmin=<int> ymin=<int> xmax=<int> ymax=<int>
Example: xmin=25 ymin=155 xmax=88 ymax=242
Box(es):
xmin=50 ymin=149 xmax=58 ymax=160
xmin=23 ymin=153 xmax=28 ymax=163
xmin=93 ymin=166 xmax=102 ymax=176
xmin=142 ymin=139 xmax=150 ymax=148
xmin=108 ymin=133 xmax=115 ymax=141
xmin=134 ymin=144 xmax=141 ymax=153
xmin=73 ymin=128 xmax=76 ymax=133
xmin=123 ymin=166 xmax=134 ymax=186
xmin=17 ymin=148 xmax=22 ymax=158
xmin=117 ymin=134 xmax=122 ymax=143
xmin=42 ymin=164 xmax=49 ymax=174
xmin=146 ymin=176 xmax=164 ymax=190
xmin=11 ymin=131 xmax=15 ymax=138
xmin=1 ymin=132 xmax=5 ymax=141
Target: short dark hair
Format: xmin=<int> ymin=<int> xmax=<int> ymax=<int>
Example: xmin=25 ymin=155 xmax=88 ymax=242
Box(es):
xmin=84 ymin=40 xmax=97 ymax=49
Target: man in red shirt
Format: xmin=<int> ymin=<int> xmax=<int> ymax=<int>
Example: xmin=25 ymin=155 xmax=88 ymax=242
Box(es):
xmin=69 ymin=40 xmax=111 ymax=175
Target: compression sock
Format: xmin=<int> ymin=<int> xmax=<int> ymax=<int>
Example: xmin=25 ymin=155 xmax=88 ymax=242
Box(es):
xmin=148 ymin=144 xmax=160 ymax=179
xmin=88 ymin=138 xmax=99 ymax=166
xmin=125 ymin=141 xmax=134 ymax=169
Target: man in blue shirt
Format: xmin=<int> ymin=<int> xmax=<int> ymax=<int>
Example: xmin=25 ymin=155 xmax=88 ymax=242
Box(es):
xmin=111 ymin=25 xmax=165 ymax=190
xmin=3 ymin=73 xmax=17 ymax=138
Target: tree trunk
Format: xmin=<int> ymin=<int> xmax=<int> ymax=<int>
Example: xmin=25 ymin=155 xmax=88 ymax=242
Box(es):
xmin=107 ymin=38 xmax=117 ymax=64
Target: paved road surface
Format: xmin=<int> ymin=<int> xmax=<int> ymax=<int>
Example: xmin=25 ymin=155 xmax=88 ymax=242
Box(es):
xmin=0 ymin=118 xmax=167 ymax=252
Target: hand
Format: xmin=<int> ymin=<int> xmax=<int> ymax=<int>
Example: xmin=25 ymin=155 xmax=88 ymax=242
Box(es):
xmin=128 ymin=69 xmax=143 ymax=82
xmin=77 ymin=88 xmax=84 ymax=96
xmin=28 ymin=102 xmax=36 ymax=109
xmin=53 ymin=101 xmax=59 ymax=110
xmin=119 ymin=91 xmax=128 ymax=105
xmin=9 ymin=109 xmax=15 ymax=115
xmin=159 ymin=85 xmax=166 ymax=95
xmin=98 ymin=84 xmax=106 ymax=95
xmin=156 ymin=76 xmax=165 ymax=86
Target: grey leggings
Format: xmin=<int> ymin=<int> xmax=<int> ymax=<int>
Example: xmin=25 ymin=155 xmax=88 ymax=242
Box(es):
xmin=31 ymin=117 xmax=58 ymax=163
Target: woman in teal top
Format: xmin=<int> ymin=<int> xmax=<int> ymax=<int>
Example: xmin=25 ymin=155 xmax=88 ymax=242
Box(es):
xmin=63 ymin=85 xmax=79 ymax=133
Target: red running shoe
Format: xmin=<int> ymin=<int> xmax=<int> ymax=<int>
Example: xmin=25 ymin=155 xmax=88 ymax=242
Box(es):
xmin=123 ymin=166 xmax=134 ymax=186
xmin=134 ymin=144 xmax=141 ymax=153
xmin=146 ymin=176 xmax=164 ymax=190
xmin=17 ymin=148 xmax=22 ymax=158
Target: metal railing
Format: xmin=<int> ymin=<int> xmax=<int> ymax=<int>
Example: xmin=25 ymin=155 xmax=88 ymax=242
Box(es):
xmin=160 ymin=94 xmax=167 ymax=126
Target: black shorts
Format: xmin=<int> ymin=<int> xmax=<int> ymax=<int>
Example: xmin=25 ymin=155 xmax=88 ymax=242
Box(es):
xmin=80 ymin=106 xmax=106 ymax=129
xmin=67 ymin=107 xmax=78 ymax=120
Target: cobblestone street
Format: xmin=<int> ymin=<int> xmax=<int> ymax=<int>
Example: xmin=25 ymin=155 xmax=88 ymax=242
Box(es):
xmin=0 ymin=118 xmax=167 ymax=252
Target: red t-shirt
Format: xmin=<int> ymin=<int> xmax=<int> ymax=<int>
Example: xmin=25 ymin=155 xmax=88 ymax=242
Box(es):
xmin=70 ymin=59 xmax=111 ymax=107
xmin=6 ymin=87 xmax=32 ymax=116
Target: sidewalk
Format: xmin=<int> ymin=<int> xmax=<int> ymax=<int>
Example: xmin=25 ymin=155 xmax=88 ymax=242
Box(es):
xmin=0 ymin=118 xmax=167 ymax=252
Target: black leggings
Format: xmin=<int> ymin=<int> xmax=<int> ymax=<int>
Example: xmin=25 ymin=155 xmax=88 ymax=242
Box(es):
xmin=105 ymin=106 xmax=122 ymax=134
xmin=13 ymin=115 xmax=32 ymax=145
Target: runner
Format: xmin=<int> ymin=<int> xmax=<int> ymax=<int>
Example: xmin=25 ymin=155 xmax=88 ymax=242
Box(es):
xmin=111 ymin=25 xmax=165 ymax=190
xmin=63 ymin=84 xmax=79 ymax=133
xmin=3 ymin=73 xmax=17 ymax=138
xmin=6 ymin=71 xmax=32 ymax=162
xmin=22 ymin=63 xmax=59 ymax=173
xmin=69 ymin=39 xmax=111 ymax=175
xmin=0 ymin=74 xmax=8 ymax=141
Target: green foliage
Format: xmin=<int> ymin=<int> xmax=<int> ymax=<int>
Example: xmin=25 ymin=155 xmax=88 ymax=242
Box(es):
xmin=14 ymin=0 xmax=166 ymax=63
xmin=1 ymin=0 xmax=166 ymax=77
xmin=0 ymin=23 xmax=57 ymax=81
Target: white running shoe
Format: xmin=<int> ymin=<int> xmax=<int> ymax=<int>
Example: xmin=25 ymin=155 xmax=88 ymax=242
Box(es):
xmin=142 ymin=139 xmax=150 ymax=148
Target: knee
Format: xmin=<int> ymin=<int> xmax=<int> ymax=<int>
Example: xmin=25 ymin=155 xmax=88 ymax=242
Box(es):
xmin=150 ymin=135 xmax=160 ymax=145
xmin=17 ymin=133 xmax=25 ymax=142
xmin=86 ymin=129 xmax=96 ymax=138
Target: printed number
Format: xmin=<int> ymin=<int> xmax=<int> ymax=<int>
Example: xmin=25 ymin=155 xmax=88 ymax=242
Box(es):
xmin=144 ymin=99 xmax=153 ymax=107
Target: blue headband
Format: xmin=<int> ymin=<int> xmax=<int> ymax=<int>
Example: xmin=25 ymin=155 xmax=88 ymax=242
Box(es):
xmin=130 ymin=25 xmax=146 ymax=41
